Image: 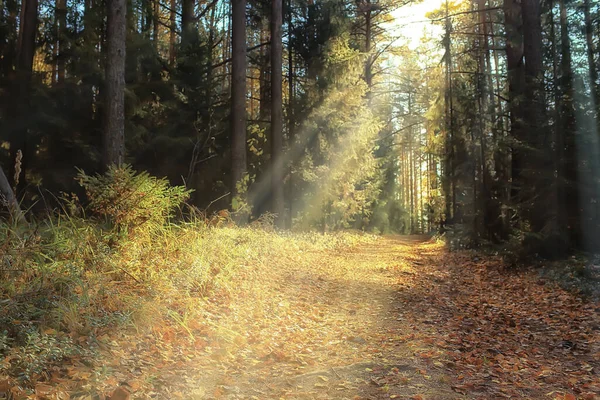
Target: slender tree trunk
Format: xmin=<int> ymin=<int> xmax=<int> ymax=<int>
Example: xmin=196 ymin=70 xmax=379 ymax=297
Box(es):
xmin=364 ymin=0 xmax=373 ymax=103
xmin=522 ymin=0 xmax=560 ymax=250
xmin=182 ymin=0 xmax=196 ymax=46
xmin=259 ymin=21 xmax=270 ymax=126
xmin=231 ymin=0 xmax=247 ymax=215
xmin=153 ymin=0 xmax=160 ymax=46
xmin=443 ymin=0 xmax=455 ymax=225
xmin=57 ymin=0 xmax=67 ymax=83
xmin=1 ymin=1 xmax=18 ymax=77
xmin=11 ymin=0 xmax=38 ymax=194
xmin=271 ymin=0 xmax=285 ymax=227
xmin=17 ymin=0 xmax=38 ymax=74
xmin=169 ymin=0 xmax=176 ymax=65
xmin=584 ymin=0 xmax=598 ymax=116
xmin=103 ymin=0 xmax=127 ymax=168
xmin=558 ymin=0 xmax=579 ymax=247
xmin=504 ymin=0 xmax=525 ymax=224
xmin=142 ymin=0 xmax=152 ymax=38
xmin=550 ymin=0 xmax=565 ymax=241
xmin=287 ymin=2 xmax=295 ymax=228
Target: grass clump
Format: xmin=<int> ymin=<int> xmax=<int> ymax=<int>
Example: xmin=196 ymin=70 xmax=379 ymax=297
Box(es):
xmin=0 ymin=166 xmax=373 ymax=395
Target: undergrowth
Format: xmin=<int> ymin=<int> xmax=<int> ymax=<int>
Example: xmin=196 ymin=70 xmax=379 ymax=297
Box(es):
xmin=0 ymin=166 xmax=374 ymax=395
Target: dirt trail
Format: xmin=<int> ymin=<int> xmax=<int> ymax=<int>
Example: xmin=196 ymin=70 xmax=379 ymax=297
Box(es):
xmin=181 ymin=236 xmax=457 ymax=399
xmin=116 ymin=235 xmax=599 ymax=399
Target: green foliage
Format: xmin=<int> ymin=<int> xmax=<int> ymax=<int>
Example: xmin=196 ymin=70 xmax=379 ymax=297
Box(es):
xmin=77 ymin=165 xmax=192 ymax=234
xmin=2 ymin=331 xmax=81 ymax=382
xmin=293 ymin=35 xmax=383 ymax=229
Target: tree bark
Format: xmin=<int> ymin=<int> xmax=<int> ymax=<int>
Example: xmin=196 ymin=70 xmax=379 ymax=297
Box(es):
xmin=558 ymin=0 xmax=579 ymax=247
xmin=584 ymin=0 xmax=598 ymax=116
xmin=169 ymin=0 xmax=176 ymax=65
xmin=11 ymin=0 xmax=38 ymax=195
xmin=522 ymin=0 xmax=561 ymax=251
xmin=0 ymin=0 xmax=19 ymax=77
xmin=364 ymin=0 xmax=373 ymax=103
xmin=153 ymin=0 xmax=160 ymax=48
xmin=56 ymin=0 xmax=67 ymax=83
xmin=181 ymin=0 xmax=196 ymax=46
xmin=231 ymin=0 xmax=248 ymax=215
xmin=271 ymin=0 xmax=284 ymax=227
xmin=17 ymin=0 xmax=38 ymax=74
xmin=504 ymin=0 xmax=525 ymax=220
xmin=0 ymin=165 xmax=25 ymax=223
xmin=103 ymin=0 xmax=127 ymax=168
xmin=443 ymin=0 xmax=455 ymax=225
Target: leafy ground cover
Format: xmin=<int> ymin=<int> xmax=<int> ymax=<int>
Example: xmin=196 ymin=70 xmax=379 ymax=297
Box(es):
xmin=1 ymin=229 xmax=599 ymax=399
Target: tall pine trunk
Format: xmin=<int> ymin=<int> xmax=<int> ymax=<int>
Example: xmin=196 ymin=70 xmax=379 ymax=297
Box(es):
xmin=103 ymin=0 xmax=127 ymax=168
xmin=182 ymin=0 xmax=196 ymax=46
xmin=504 ymin=0 xmax=525 ymax=223
xmin=169 ymin=0 xmax=176 ymax=65
xmin=271 ymin=0 xmax=284 ymax=227
xmin=231 ymin=0 xmax=247 ymax=216
xmin=363 ymin=0 xmax=373 ymax=102
xmin=583 ymin=0 xmax=598 ymax=117
xmin=558 ymin=0 xmax=579 ymax=248
xmin=12 ymin=0 xmax=38 ymax=193
xmin=17 ymin=0 xmax=38 ymax=74
xmin=56 ymin=0 xmax=66 ymax=83
xmin=522 ymin=0 xmax=562 ymax=253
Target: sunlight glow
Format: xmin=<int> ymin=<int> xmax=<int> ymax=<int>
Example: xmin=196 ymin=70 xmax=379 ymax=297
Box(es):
xmin=385 ymin=0 xmax=446 ymax=49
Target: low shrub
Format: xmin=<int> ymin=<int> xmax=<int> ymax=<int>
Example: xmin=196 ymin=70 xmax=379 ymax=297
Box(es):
xmin=77 ymin=164 xmax=192 ymax=236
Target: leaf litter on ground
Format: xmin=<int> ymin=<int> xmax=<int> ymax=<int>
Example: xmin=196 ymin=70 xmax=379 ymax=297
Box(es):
xmin=1 ymin=232 xmax=599 ymax=399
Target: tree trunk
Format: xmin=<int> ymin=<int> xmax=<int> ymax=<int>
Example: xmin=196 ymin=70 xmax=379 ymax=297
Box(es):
xmin=11 ymin=0 xmax=38 ymax=195
xmin=364 ymin=0 xmax=373 ymax=103
xmin=522 ymin=0 xmax=561 ymax=252
xmin=103 ymin=0 xmax=127 ymax=168
xmin=443 ymin=0 xmax=455 ymax=225
xmin=17 ymin=0 xmax=38 ymax=74
xmin=259 ymin=20 xmax=271 ymax=127
xmin=0 ymin=0 xmax=19 ymax=77
xmin=271 ymin=0 xmax=284 ymax=227
xmin=584 ymin=0 xmax=598 ymax=116
xmin=287 ymin=0 xmax=295 ymax=228
xmin=56 ymin=0 xmax=67 ymax=83
xmin=182 ymin=0 xmax=196 ymax=46
xmin=153 ymin=0 xmax=159 ymax=48
xmin=558 ymin=0 xmax=579 ymax=248
xmin=231 ymin=0 xmax=247 ymax=216
xmin=169 ymin=0 xmax=176 ymax=65
xmin=504 ymin=0 xmax=525 ymax=222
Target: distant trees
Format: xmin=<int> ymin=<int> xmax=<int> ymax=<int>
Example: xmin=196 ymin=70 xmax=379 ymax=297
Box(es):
xmin=412 ymin=0 xmax=600 ymax=253
xmin=0 ymin=0 xmax=599 ymax=253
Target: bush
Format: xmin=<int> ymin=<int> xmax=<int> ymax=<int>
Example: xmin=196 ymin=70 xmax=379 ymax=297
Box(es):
xmin=77 ymin=165 xmax=192 ymax=235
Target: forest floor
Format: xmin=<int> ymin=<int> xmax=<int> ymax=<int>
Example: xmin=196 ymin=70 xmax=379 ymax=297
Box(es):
xmin=3 ymin=234 xmax=599 ymax=400
xmin=97 ymin=235 xmax=599 ymax=400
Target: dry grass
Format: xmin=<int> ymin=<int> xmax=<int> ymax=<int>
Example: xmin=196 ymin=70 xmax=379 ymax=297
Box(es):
xmin=0 ymin=213 xmax=375 ymax=396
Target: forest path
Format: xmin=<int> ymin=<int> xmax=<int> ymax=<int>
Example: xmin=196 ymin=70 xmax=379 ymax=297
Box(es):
xmin=185 ymin=235 xmax=455 ymax=400
xmin=118 ymin=235 xmax=599 ymax=399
